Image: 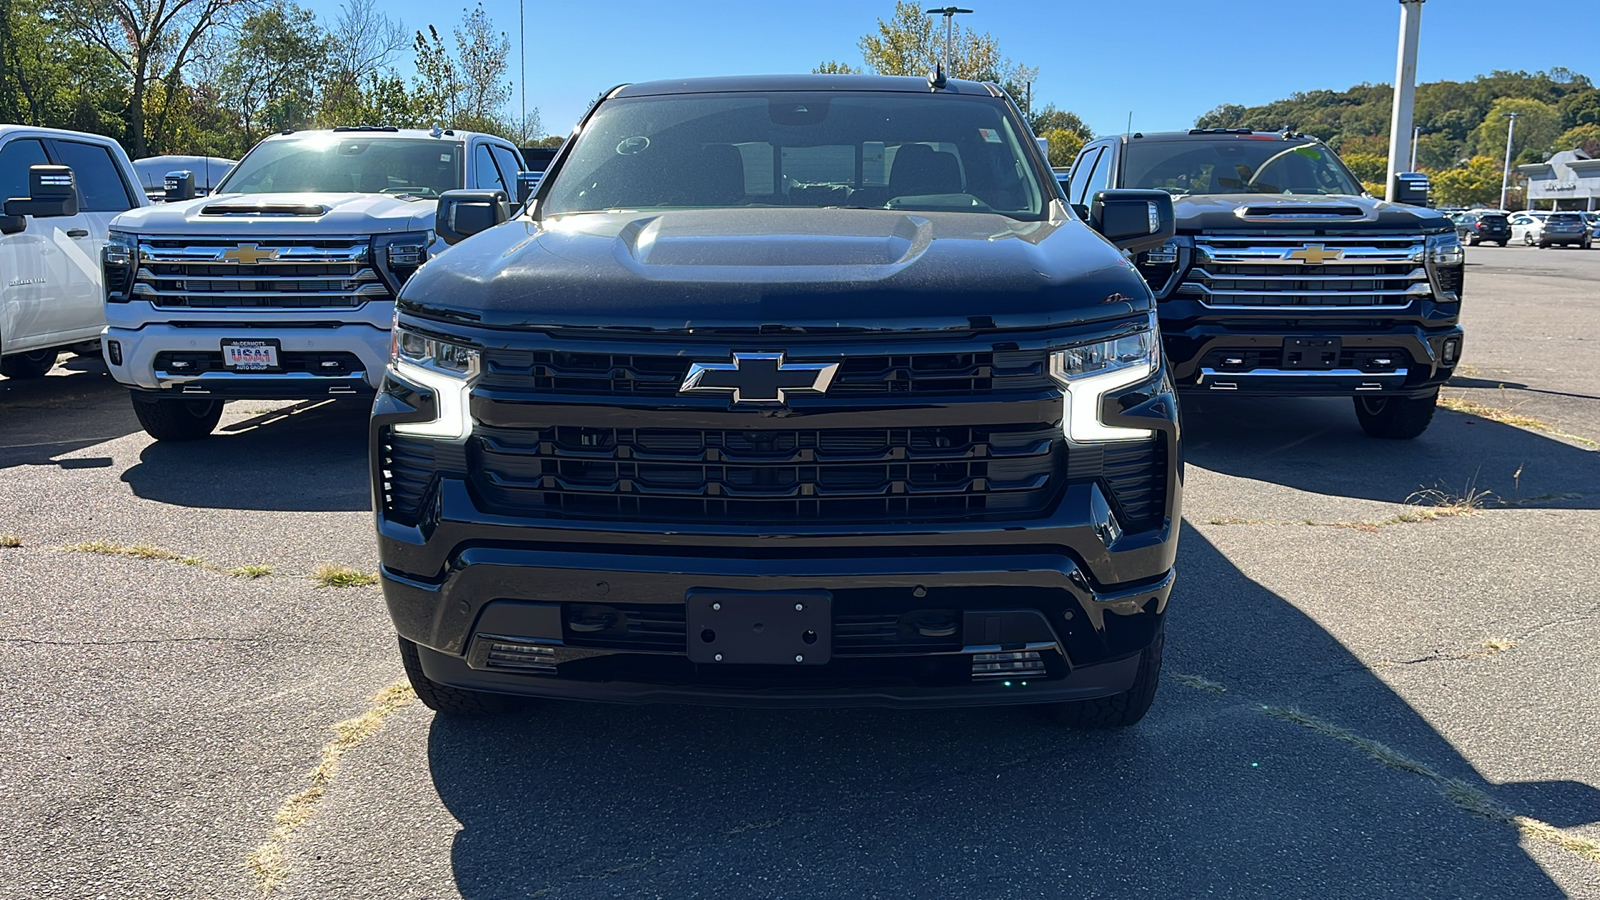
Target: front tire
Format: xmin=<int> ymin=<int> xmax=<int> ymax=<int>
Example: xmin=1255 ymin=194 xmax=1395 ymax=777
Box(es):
xmin=1 ymin=349 xmax=58 ymax=379
xmin=398 ymin=636 xmax=515 ymax=716
xmin=1496 ymin=240 xmax=1508 ymax=247
xmin=1039 ymin=624 xmax=1163 ymax=728
xmin=1354 ymin=387 xmax=1439 ymax=439
xmin=130 ymin=392 xmax=223 ymax=441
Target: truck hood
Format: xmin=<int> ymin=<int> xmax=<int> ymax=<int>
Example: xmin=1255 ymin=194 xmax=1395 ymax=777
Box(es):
xmin=111 ymin=192 xmax=435 ymax=236
xmin=1171 ymin=193 xmax=1453 ymax=234
xmin=398 ymin=206 xmax=1153 ymax=334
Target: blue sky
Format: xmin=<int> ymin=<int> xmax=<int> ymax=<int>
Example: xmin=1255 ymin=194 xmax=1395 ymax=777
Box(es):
xmin=300 ymin=0 xmax=1595 ymax=138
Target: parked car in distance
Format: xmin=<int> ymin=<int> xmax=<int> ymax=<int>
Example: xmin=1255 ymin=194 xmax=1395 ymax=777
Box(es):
xmin=1 ymin=124 xmax=146 ymax=379
xmin=1585 ymin=212 xmax=1600 ymax=245
xmin=101 ymin=125 xmax=527 ymax=440
xmin=1538 ymin=211 xmax=1592 ymax=248
xmin=131 ymin=155 xmax=234 ymax=200
xmin=1455 ymin=211 xmax=1509 ymax=246
xmin=374 ymin=74 xmax=1182 ymax=725
xmin=1508 ymin=211 xmax=1551 ymax=246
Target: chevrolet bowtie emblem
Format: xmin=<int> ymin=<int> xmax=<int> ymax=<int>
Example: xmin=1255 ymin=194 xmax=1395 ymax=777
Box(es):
xmin=222 ymin=244 xmax=278 ymax=264
xmin=680 ymin=352 xmax=839 ymax=404
xmin=1287 ymin=244 xmax=1344 ymax=264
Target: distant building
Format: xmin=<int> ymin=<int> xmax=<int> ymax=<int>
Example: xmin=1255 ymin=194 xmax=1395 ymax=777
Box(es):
xmin=1517 ymin=149 xmax=1600 ymax=211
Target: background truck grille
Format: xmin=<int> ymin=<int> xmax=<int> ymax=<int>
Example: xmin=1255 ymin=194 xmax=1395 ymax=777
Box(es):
xmin=1179 ymin=235 xmax=1429 ymax=310
xmin=133 ymin=237 xmax=387 ymax=309
xmin=468 ymin=423 xmax=1061 ymax=523
xmin=478 ymin=349 xmax=1052 ymax=397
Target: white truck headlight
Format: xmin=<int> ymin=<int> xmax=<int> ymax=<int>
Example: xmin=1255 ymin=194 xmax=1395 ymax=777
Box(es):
xmin=391 ymin=322 xmax=479 ymax=439
xmin=1049 ymin=311 xmax=1160 ymax=442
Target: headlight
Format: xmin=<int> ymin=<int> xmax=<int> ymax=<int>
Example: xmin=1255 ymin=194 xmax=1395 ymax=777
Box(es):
xmin=372 ymin=230 xmax=433 ymax=294
xmin=390 ymin=321 xmax=479 ymax=439
xmin=1141 ymin=238 xmax=1180 ymax=266
xmin=1425 ymin=231 xmax=1464 ymax=266
xmin=103 ymin=230 xmax=137 ymax=302
xmin=1049 ymin=310 xmax=1160 ymax=442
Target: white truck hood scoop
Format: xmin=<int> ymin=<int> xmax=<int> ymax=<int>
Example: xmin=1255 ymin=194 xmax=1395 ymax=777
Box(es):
xmin=200 ymin=202 xmax=329 ymax=216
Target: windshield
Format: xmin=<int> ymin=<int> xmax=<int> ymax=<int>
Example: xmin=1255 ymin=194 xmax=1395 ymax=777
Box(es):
xmin=1123 ymin=138 xmax=1364 ymax=196
xmin=215 ymin=136 xmax=462 ymax=197
xmin=542 ymin=91 xmax=1047 ymax=218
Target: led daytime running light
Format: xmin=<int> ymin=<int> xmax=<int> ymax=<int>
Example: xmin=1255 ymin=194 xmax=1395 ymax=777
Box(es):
xmin=1049 ymin=312 xmax=1159 ymax=442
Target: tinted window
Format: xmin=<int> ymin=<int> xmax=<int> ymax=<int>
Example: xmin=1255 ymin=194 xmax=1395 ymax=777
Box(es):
xmin=1068 ymin=147 xmax=1102 ymax=204
xmin=217 ymin=137 xmax=462 ymax=197
xmin=1480 ymin=215 xmax=1508 ymax=226
xmin=542 ymin=91 xmax=1046 ymax=218
xmin=473 ymin=144 xmax=508 ymax=192
xmin=489 ymin=144 xmax=523 ymax=189
xmin=1548 ymin=213 xmax=1583 ymax=223
xmin=0 ymin=138 xmax=49 ymax=205
xmin=1124 ymin=138 xmax=1363 ymax=196
xmin=50 ymin=140 xmax=136 ymax=211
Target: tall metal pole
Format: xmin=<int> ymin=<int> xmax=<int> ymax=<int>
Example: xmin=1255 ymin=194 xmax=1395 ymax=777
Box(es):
xmin=1410 ymin=126 xmax=1419 ymax=171
xmin=1500 ymin=112 xmax=1519 ymax=210
xmin=519 ymin=0 xmax=526 ymax=141
xmin=1385 ymin=0 xmax=1424 ymax=201
xmin=924 ymin=7 xmax=972 ymax=77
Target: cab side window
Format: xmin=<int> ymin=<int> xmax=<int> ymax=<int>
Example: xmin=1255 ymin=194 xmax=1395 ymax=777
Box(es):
xmin=489 ymin=145 xmax=524 ymax=187
xmin=1068 ymin=147 xmax=1103 ymax=206
xmin=473 ymin=144 xmax=509 ymax=194
xmin=0 ymin=138 xmax=50 ymax=206
xmin=51 ymin=140 xmax=137 ymax=212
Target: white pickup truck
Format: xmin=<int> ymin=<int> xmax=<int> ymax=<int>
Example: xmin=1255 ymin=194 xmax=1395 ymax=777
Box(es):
xmin=0 ymin=125 xmax=146 ymax=379
xmin=101 ymin=126 xmax=525 ymax=440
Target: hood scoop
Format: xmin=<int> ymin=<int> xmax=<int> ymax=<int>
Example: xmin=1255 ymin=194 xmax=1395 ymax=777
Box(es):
xmin=1235 ymin=204 xmax=1366 ymax=220
xmin=616 ymin=211 xmax=934 ymax=268
xmin=200 ymin=202 xmax=328 ymax=217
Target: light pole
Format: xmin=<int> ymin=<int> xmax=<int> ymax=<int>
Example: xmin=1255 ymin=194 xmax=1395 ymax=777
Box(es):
xmin=925 ymin=7 xmax=973 ymax=77
xmin=1385 ymin=0 xmax=1425 ymax=202
xmin=1410 ymin=125 xmax=1420 ymax=171
xmin=1499 ymin=112 xmax=1519 ymax=211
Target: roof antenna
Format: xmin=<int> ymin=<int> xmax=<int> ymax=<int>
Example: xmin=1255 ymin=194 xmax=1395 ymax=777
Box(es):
xmin=928 ymin=62 xmax=947 ymax=90
xmin=430 ymin=123 xmax=444 ymax=138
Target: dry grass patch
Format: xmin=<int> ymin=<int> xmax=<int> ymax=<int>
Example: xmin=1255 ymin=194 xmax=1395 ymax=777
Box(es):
xmin=1477 ymin=637 xmax=1516 ymax=656
xmin=0 ymin=533 xmax=22 ymax=549
xmin=66 ymin=540 xmax=206 ymax=567
xmin=246 ymin=681 xmax=416 ymax=894
xmin=1171 ymin=673 xmax=1228 ymax=693
xmin=1438 ymin=395 xmax=1597 ymax=447
xmin=231 ymin=563 xmax=274 ymax=579
xmin=311 ymin=564 xmax=379 ymax=588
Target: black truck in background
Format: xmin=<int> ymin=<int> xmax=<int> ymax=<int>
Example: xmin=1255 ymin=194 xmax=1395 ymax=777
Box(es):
xmin=1066 ymin=129 xmax=1464 ymax=439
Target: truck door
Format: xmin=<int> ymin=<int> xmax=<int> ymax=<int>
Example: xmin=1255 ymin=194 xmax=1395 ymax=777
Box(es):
xmin=45 ymin=138 xmax=140 ymax=344
xmin=0 ymin=136 xmax=56 ymax=353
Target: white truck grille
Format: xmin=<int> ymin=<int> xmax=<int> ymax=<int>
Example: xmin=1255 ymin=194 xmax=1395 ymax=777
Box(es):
xmin=132 ymin=237 xmax=388 ymax=309
xmin=1178 ymin=235 xmax=1429 ymax=310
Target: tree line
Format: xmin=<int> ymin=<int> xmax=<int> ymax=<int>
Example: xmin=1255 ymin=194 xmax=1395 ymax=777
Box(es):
xmin=1196 ymin=69 xmax=1600 ymax=207
xmin=0 ymin=0 xmax=545 ymax=160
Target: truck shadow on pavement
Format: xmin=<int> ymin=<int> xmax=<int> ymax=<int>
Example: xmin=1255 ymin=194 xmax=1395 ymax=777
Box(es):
xmin=1183 ymin=395 xmax=1598 ymax=510
xmin=422 ymin=527 xmax=1597 ymax=898
xmin=0 ymin=359 xmax=134 ymax=470
xmin=119 ymin=399 xmax=371 ymax=511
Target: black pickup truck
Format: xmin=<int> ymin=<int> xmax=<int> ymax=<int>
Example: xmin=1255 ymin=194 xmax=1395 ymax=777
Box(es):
xmin=1067 ymin=129 xmax=1464 ymax=438
xmin=373 ymin=74 xmax=1182 ymax=725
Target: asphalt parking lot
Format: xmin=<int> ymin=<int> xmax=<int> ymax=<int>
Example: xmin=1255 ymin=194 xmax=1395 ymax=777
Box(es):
xmin=2 ymin=243 xmax=1597 ymax=899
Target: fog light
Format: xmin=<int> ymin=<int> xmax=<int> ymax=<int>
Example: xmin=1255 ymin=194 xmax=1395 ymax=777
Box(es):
xmin=107 ymin=341 xmax=122 ymax=366
xmin=1442 ymin=338 xmax=1460 ymax=365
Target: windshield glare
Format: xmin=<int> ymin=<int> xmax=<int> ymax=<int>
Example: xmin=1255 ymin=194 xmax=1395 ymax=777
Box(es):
xmin=216 ymin=137 xmax=462 ymax=197
xmin=1123 ymin=139 xmax=1364 ymax=196
xmin=542 ymin=92 xmax=1046 ymax=218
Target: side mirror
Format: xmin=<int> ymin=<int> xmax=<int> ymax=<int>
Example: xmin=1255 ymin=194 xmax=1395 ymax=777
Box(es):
xmin=1088 ymin=189 xmax=1175 ymax=254
xmin=3 ymin=165 xmax=79 ymax=218
xmin=0 ymin=214 xmax=23 ymax=235
xmin=164 ymin=170 xmax=196 ymax=202
xmin=436 ymin=189 xmax=510 ymax=245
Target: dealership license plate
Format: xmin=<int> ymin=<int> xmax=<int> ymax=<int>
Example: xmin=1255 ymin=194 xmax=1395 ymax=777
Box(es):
xmin=685 ymin=590 xmax=832 ymax=665
xmin=222 ymin=340 xmax=280 ymax=371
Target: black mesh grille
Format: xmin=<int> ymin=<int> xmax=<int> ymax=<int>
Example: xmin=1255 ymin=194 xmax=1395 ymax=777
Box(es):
xmin=469 ymin=423 xmax=1061 ymax=523
xmin=1435 ymin=264 xmax=1463 ymax=297
xmin=478 ymin=349 xmax=1051 ymax=397
xmin=1065 ymin=438 xmax=1167 ymax=533
xmin=561 ymin=603 xmax=963 ymax=657
xmin=380 ymin=435 xmax=437 ymax=525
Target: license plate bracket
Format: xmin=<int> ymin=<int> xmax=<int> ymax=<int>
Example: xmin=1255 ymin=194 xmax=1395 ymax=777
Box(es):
xmin=685 ymin=590 xmax=832 ymax=665
xmin=1282 ymin=337 xmax=1341 ymax=370
xmin=221 ymin=339 xmax=281 ymax=371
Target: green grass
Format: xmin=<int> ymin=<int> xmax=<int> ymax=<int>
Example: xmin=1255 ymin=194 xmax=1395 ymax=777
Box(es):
xmin=66 ymin=540 xmax=205 ymax=567
xmin=312 ymin=565 xmax=379 ymax=588
xmin=231 ymin=563 xmax=274 ymax=579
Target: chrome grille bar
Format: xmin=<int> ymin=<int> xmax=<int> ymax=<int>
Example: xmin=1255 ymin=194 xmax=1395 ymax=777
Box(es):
xmin=1180 ymin=235 xmax=1428 ymax=310
xmin=132 ymin=237 xmax=385 ymax=309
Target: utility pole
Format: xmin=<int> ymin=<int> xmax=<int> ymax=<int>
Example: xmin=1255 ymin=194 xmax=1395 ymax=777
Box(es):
xmin=1500 ymin=112 xmax=1520 ymax=211
xmin=519 ymin=0 xmax=526 ymax=143
xmin=1385 ymin=0 xmax=1424 ymax=201
xmin=925 ymin=7 xmax=973 ymax=76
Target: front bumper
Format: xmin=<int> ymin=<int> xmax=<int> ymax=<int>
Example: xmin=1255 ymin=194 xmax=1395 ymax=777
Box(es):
xmin=1162 ymin=321 xmax=1463 ymax=399
xmin=101 ymin=302 xmax=392 ymax=398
